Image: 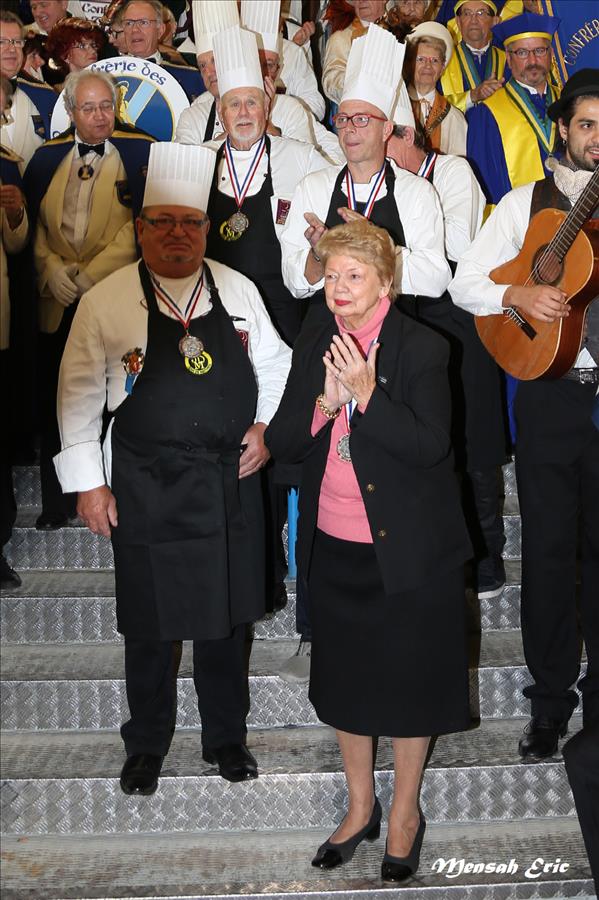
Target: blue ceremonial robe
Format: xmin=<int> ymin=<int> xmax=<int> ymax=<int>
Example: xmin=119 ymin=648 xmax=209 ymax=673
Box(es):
xmin=16 ymin=75 xmax=58 ymax=139
xmin=161 ymin=59 xmax=205 ymax=103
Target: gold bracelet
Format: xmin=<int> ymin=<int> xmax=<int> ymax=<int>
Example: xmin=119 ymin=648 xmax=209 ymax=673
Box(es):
xmin=316 ymin=394 xmax=340 ymax=419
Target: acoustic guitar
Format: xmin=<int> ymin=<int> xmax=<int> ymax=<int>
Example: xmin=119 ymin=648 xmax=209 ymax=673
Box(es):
xmin=475 ymin=165 xmax=599 ymax=380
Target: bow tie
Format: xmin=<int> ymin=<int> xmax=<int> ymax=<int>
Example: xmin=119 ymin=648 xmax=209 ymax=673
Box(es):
xmin=78 ymin=142 xmax=105 ymax=157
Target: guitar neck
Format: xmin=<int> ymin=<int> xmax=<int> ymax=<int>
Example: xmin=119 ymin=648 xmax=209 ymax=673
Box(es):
xmin=551 ymin=166 xmax=599 ymax=261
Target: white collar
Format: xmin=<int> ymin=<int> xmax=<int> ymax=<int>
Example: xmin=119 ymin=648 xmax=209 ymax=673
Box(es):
xmin=515 ymin=79 xmax=546 ymax=96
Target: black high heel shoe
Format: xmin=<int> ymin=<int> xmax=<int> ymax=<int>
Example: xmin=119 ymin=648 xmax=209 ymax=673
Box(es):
xmin=311 ymin=797 xmax=382 ymax=870
xmin=381 ymin=813 xmax=426 ymax=882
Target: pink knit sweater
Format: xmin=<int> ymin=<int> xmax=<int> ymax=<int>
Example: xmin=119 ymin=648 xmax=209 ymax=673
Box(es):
xmin=311 ymin=297 xmax=390 ymax=543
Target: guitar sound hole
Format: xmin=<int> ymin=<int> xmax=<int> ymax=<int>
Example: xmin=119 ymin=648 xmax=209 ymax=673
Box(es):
xmin=532 ymin=245 xmax=563 ymax=285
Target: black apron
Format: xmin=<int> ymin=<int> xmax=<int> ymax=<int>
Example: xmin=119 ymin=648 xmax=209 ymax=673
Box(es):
xmin=204 ymin=100 xmax=217 ymax=142
xmin=206 ymin=136 xmax=302 ymax=346
xmin=395 ymin=156 xmax=507 ymax=470
xmin=110 ymin=261 xmax=265 ymax=641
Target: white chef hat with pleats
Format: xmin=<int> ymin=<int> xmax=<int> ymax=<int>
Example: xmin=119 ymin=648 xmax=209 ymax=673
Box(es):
xmin=213 ymin=24 xmax=264 ymax=98
xmin=240 ymin=0 xmax=281 ymax=54
xmin=143 ymin=143 xmax=216 ymax=212
xmin=340 ymin=23 xmax=406 ymax=119
xmin=193 ymin=0 xmax=240 ymax=56
xmin=391 ymin=80 xmax=416 ymax=128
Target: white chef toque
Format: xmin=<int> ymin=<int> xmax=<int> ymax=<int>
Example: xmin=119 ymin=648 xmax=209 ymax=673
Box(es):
xmin=193 ymin=0 xmax=239 ymax=56
xmin=392 ymin=81 xmax=416 ymax=129
xmin=143 ymin=143 xmax=216 ymax=213
xmin=240 ymin=0 xmax=281 ymax=54
xmin=340 ymin=23 xmax=406 ymax=120
xmin=213 ymin=24 xmax=264 ymax=99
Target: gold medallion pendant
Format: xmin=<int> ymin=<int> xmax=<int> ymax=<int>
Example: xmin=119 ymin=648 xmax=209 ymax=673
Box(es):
xmin=185 ymin=351 xmax=213 ymax=375
xmin=219 ymin=210 xmax=249 ymax=242
xmin=78 ymin=164 xmax=94 ymax=180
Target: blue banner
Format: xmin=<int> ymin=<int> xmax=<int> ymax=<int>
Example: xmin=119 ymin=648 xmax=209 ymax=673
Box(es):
xmin=541 ymin=1 xmax=599 ymax=84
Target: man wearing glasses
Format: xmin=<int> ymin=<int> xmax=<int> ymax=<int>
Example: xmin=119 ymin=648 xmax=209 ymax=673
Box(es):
xmin=279 ymin=24 xmax=450 ymax=683
xmin=117 ymin=0 xmax=204 ymax=102
xmin=23 ymin=70 xmax=153 ymax=530
xmin=54 ymin=142 xmax=291 ymax=793
xmin=0 ymin=10 xmax=55 ymax=162
xmin=440 ymin=1 xmax=506 ymax=114
xmin=466 ymin=12 xmax=560 ymax=207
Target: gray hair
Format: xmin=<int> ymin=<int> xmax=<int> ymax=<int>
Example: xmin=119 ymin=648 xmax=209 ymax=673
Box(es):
xmin=63 ymin=70 xmax=117 ymax=114
xmin=0 ymin=9 xmax=24 ymax=28
xmin=121 ymin=0 xmax=163 ymax=23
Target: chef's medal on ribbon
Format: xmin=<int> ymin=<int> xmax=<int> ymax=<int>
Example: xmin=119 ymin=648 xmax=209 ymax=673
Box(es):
xmin=150 ymin=270 xmax=211 ymax=374
xmin=345 ymin=161 xmax=386 ymax=219
xmin=219 ymin=135 xmax=266 ymax=241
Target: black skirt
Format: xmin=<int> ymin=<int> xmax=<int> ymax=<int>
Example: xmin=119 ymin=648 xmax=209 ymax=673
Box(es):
xmin=308 ymin=529 xmax=471 ymax=737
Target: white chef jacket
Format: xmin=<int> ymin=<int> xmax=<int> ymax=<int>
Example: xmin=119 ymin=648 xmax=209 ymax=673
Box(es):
xmin=176 ymin=92 xmax=343 ymax=166
xmin=280 ymin=159 xmax=451 ymax=299
xmin=206 ymin=133 xmax=332 ymax=241
xmin=421 ymin=153 xmax=485 ymax=263
xmin=279 ymin=37 xmax=325 ymax=121
xmin=54 ymin=258 xmax=292 ymax=493
xmin=449 ymin=181 xmax=595 ymax=368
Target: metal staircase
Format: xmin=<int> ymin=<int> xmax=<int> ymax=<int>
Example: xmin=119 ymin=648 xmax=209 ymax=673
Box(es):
xmin=1 ymin=462 xmax=595 ymax=899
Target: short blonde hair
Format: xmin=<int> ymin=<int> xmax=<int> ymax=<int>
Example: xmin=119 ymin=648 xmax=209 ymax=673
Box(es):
xmin=316 ymin=219 xmax=396 ymax=299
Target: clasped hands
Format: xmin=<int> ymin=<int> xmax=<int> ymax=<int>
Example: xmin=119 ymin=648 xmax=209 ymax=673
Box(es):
xmin=321 ymin=334 xmax=379 ymax=412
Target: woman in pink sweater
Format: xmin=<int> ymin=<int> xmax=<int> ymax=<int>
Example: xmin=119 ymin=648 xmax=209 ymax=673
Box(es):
xmin=265 ymin=219 xmax=471 ymax=882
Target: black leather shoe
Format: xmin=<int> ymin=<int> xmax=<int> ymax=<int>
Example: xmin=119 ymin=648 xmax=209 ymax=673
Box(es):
xmin=0 ymin=554 xmax=22 ymax=589
xmin=312 ymin=798 xmax=382 ymax=869
xmin=202 ymin=743 xmax=258 ymax=782
xmin=120 ymin=753 xmax=163 ymax=795
xmin=381 ymin=813 xmax=426 ymax=882
xmin=35 ymin=512 xmax=70 ymax=530
xmin=518 ymin=716 xmax=568 ymax=759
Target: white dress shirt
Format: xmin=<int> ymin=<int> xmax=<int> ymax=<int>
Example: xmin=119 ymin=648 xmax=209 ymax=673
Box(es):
xmin=422 ymin=154 xmax=485 ymax=263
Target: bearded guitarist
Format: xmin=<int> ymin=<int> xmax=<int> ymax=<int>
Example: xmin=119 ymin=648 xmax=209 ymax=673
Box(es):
xmin=450 ymin=68 xmax=599 ymax=761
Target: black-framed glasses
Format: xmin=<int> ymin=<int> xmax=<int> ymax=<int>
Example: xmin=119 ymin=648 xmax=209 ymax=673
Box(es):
xmin=333 ymin=112 xmax=387 ymax=129
xmin=142 ymin=214 xmax=209 ymax=232
xmin=507 ymin=46 xmax=550 ymax=59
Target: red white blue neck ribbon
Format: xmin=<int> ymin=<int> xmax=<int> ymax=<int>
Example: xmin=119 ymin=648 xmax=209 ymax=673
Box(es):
xmin=417 ymin=151 xmax=438 ymax=180
xmin=150 ymin=269 xmax=205 ymax=329
xmin=224 ymin=135 xmax=267 ymax=210
xmin=345 ymin=162 xmax=386 ymax=218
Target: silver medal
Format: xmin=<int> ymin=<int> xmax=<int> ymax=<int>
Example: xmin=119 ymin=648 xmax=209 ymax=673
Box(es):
xmin=336 ymin=433 xmax=351 ymax=462
xmin=179 ymin=333 xmax=204 ymax=358
xmin=227 ymin=210 xmax=249 ymax=234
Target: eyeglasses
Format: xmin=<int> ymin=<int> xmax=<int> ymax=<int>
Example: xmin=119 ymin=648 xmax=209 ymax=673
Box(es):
xmin=333 ymin=112 xmax=387 ymax=128
xmin=416 ymin=55 xmax=443 ymax=65
xmin=74 ymin=101 xmax=115 ymax=115
xmin=507 ymin=46 xmax=550 ymax=59
xmin=72 ymin=42 xmax=99 ymax=51
xmin=142 ymin=215 xmax=209 ymax=232
xmin=122 ymin=18 xmax=159 ymax=29
xmin=0 ymin=38 xmax=26 ymax=48
xmin=458 ymin=8 xmax=493 ymax=17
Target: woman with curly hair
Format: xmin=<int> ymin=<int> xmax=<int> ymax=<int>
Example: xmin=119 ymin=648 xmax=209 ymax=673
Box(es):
xmin=45 ymin=17 xmax=107 ymax=88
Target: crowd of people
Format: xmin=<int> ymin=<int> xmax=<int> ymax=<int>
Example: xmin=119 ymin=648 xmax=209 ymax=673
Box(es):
xmin=0 ymin=0 xmax=597 ymax=889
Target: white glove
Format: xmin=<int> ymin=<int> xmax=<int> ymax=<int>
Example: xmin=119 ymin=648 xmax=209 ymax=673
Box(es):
xmin=48 ymin=263 xmax=79 ymax=307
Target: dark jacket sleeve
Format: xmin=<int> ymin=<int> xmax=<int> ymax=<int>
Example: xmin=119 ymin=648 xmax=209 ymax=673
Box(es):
xmin=351 ymin=328 xmax=452 ymax=468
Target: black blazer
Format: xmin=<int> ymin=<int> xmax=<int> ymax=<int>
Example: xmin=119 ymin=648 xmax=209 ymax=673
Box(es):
xmin=265 ymin=304 xmax=472 ymax=595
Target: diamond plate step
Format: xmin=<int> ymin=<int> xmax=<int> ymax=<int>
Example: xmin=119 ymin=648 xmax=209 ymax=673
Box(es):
xmin=3 ymin=633 xmax=576 ymax=729
xmin=0 ymin=726 xmax=580 ymax=835
xmin=0 ymin=563 xmax=524 ymax=643
xmin=0 ymin=817 xmax=592 ymax=899
xmin=4 ymin=496 xmax=522 ymax=569
xmin=11 ymin=459 xmax=520 ymax=509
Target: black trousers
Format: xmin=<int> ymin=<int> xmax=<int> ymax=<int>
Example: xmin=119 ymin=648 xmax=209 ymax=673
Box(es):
xmin=38 ymin=307 xmax=77 ymax=518
xmin=515 ymin=379 xmax=599 ymax=725
xmin=120 ymin=624 xmax=249 ymax=757
xmin=562 ymin=722 xmax=599 ymax=897
xmin=0 ymin=350 xmax=16 ymax=550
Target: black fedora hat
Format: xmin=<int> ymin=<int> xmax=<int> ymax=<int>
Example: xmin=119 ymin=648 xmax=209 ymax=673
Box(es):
xmin=548 ymin=68 xmax=599 ymax=122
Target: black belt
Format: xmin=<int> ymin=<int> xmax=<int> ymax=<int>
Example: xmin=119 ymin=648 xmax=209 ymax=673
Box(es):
xmin=562 ymin=368 xmax=599 ymax=384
